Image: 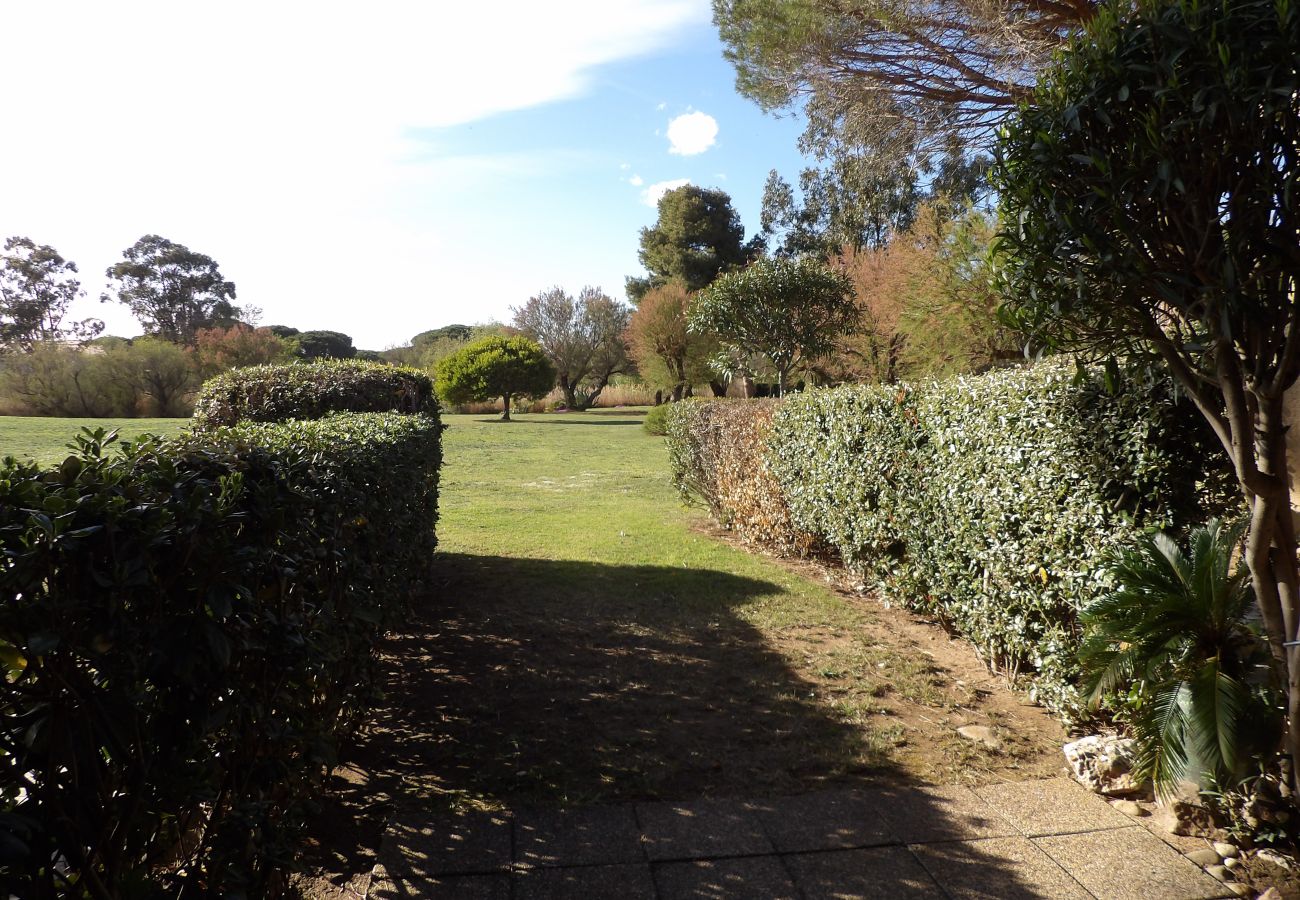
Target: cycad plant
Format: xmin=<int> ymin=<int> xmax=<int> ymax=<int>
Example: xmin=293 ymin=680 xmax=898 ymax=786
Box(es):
xmin=1079 ymin=519 xmax=1279 ymax=798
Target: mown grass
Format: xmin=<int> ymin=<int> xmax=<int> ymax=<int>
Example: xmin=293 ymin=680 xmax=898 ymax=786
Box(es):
xmin=0 ymin=416 xmax=189 ymax=465
xmin=355 ymin=407 xmax=1063 ymax=812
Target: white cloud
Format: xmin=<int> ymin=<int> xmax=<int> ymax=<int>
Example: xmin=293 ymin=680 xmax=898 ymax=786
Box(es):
xmin=0 ymin=0 xmax=709 ymax=346
xmin=656 ymin=101 xmax=668 ymax=111
xmin=641 ymin=178 xmax=690 ymax=207
xmin=667 ymin=111 xmax=718 ymax=155
xmin=629 ymin=174 xmax=645 ymax=186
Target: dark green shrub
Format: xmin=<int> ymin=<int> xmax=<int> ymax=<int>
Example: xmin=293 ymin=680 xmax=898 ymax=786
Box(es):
xmin=192 ymin=359 xmax=436 ymax=428
xmin=0 ymin=412 xmax=441 ymax=894
xmin=1080 ymin=520 xmax=1278 ymax=797
xmin=666 ymin=363 xmax=1235 ymax=715
xmin=642 ymin=403 xmax=673 ymax=435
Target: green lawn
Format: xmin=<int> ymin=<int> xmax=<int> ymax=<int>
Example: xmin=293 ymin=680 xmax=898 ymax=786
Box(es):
xmin=0 ymin=416 xmax=189 ymax=466
xmin=351 ymin=407 xmax=1063 ymax=812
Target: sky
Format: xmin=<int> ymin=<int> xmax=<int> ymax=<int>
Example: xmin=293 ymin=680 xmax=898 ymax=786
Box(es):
xmin=0 ymin=1 xmax=812 ymax=350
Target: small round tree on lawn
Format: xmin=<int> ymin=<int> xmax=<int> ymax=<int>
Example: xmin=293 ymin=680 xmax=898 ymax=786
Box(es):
xmin=688 ymin=256 xmax=856 ymax=395
xmin=435 ymin=335 xmax=555 ymax=421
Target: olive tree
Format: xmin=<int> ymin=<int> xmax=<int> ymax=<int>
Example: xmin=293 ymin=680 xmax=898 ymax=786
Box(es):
xmin=997 ymin=0 xmax=1300 ymax=784
xmin=434 ymin=335 xmax=555 ymax=421
xmin=688 ymin=257 xmax=856 ymax=396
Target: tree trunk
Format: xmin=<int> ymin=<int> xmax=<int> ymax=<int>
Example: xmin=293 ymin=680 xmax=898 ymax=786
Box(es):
xmin=671 ymin=384 xmax=684 ymax=402
xmin=559 ymin=376 xmax=578 ymax=410
xmin=500 ymin=392 xmax=512 ymax=421
xmin=709 ymin=380 xmax=727 ymax=397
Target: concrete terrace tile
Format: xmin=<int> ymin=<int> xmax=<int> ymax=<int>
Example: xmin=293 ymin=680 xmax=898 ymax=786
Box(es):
xmin=377 ymin=809 xmax=512 ymax=877
xmin=975 ymin=777 xmax=1133 ymax=837
xmin=636 ymin=798 xmax=773 ymax=861
xmin=513 ymin=805 xmax=644 ymax=868
xmin=1035 ymin=827 xmax=1234 ymax=900
xmin=653 ymin=856 xmax=800 ymax=900
xmin=911 ymin=836 xmax=1091 ymax=900
xmin=749 ymin=789 xmax=895 ymax=853
xmin=368 ymin=870 xmax=510 ymax=900
xmin=513 ymin=863 xmax=657 ymax=900
xmin=784 ymin=846 xmax=943 ymax=899
xmin=872 ymin=783 xmax=1017 ymax=844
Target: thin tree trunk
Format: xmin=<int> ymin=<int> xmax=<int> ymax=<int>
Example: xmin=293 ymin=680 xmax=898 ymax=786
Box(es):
xmin=500 ymin=392 xmax=512 ymax=421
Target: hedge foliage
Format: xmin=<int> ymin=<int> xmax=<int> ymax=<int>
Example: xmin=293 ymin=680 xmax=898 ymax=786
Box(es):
xmin=192 ymin=359 xmax=437 ymax=428
xmin=667 ymin=363 xmax=1235 ymax=714
xmin=1 ymin=406 xmax=441 ymax=891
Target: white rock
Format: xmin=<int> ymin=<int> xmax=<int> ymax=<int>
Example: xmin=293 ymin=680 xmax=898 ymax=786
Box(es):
xmin=1186 ymin=848 xmax=1221 ymax=866
xmin=1213 ymin=842 xmax=1239 ymax=859
xmin=957 ymin=725 xmax=1001 ymax=750
xmin=1111 ymin=799 xmax=1144 ymax=817
xmin=1226 ymin=883 xmax=1250 ymax=897
xmin=1063 ymin=733 xmax=1146 ymax=796
xmin=1205 ymin=864 xmax=1230 ymax=883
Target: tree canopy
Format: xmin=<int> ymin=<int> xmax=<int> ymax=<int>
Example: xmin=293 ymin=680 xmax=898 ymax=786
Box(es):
xmin=626 ymin=185 xmax=757 ymax=302
xmin=996 ymin=0 xmax=1300 ymax=789
xmin=689 ymin=256 xmax=857 ymax=395
xmin=435 ymin=335 xmax=555 ymax=421
xmin=714 ymin=0 xmax=1095 ymax=171
xmin=512 ymin=286 xmax=631 ymax=409
xmin=625 ymin=282 xmax=719 ymax=401
xmin=102 ymin=235 xmax=240 ymax=344
xmin=295 ymin=330 xmax=355 ymax=360
xmin=0 ymin=237 xmax=102 ymax=352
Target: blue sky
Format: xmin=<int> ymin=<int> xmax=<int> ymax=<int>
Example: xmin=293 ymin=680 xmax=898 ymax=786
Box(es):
xmin=0 ymin=1 xmax=812 ymax=349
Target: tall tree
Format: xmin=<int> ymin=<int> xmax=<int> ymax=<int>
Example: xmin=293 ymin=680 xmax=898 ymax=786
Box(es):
xmin=996 ymin=0 xmax=1300 ymax=791
xmin=435 ymin=335 xmax=556 ymax=421
xmin=626 ymin=185 xmax=757 ymax=303
xmin=0 ymin=237 xmax=102 ymax=352
xmin=512 ymin=286 xmax=631 ymax=409
xmin=714 ymin=0 xmax=1095 ymax=171
xmin=689 ymin=256 xmax=857 ymax=396
xmin=102 ymin=235 xmax=239 ymax=344
xmin=295 ymin=330 xmax=355 ymax=360
xmin=625 ymin=282 xmax=720 ymax=401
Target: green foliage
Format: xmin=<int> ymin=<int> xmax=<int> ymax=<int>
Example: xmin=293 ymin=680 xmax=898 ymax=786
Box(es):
xmin=667 ymin=362 xmax=1236 ymax=715
xmin=1080 ymin=521 xmax=1279 ymax=795
xmin=642 ymin=402 xmax=673 ymax=435
xmin=997 ymin=0 xmax=1299 ymax=370
xmin=627 ymin=185 xmax=756 ymax=302
xmin=434 ymin=335 xmax=555 ymax=420
xmin=0 ymin=411 xmax=441 ymax=894
xmin=102 ymin=234 xmax=241 ymax=344
xmin=193 ymin=359 xmax=437 ymax=428
xmin=0 ymin=338 xmax=198 ymax=417
xmin=295 ymin=329 xmax=356 ymax=360
xmin=512 ymin=287 xmax=631 ymax=409
xmin=688 ymin=256 xmax=857 ymax=393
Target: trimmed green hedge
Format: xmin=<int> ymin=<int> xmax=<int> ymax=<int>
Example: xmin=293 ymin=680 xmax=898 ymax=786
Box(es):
xmin=192 ymin=359 xmax=437 ymax=428
xmin=0 ymin=412 xmax=441 ymax=894
xmin=668 ymin=363 xmax=1235 ymax=715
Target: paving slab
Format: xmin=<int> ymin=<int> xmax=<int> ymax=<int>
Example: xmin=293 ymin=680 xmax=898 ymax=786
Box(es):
xmin=784 ymin=846 xmax=943 ymax=899
xmin=653 ymin=856 xmax=800 ymax=899
xmin=513 ymin=863 xmax=657 ymax=899
xmin=1035 ymin=826 xmax=1234 ymax=900
xmin=513 ymin=805 xmax=644 ymax=868
xmin=368 ymin=870 xmax=510 ymax=900
xmin=749 ymin=789 xmax=895 ymax=853
xmin=376 ymin=809 xmax=512 ymax=877
xmin=872 ymin=783 xmax=1017 ymax=844
xmin=636 ymin=798 xmax=773 ymax=861
xmin=911 ymin=836 xmax=1090 ymax=899
xmin=975 ymin=777 xmax=1133 ymax=837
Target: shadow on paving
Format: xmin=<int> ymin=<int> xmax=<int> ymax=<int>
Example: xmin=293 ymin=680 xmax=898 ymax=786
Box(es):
xmin=318 ymin=553 xmax=1085 ymax=898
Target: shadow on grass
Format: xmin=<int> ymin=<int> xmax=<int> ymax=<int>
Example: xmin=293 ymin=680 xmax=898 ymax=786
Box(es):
xmin=339 ymin=553 xmax=1062 ymax=898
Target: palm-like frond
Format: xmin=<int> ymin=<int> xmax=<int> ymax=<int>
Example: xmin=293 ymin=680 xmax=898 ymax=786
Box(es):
xmin=1080 ymin=518 xmax=1276 ymax=796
